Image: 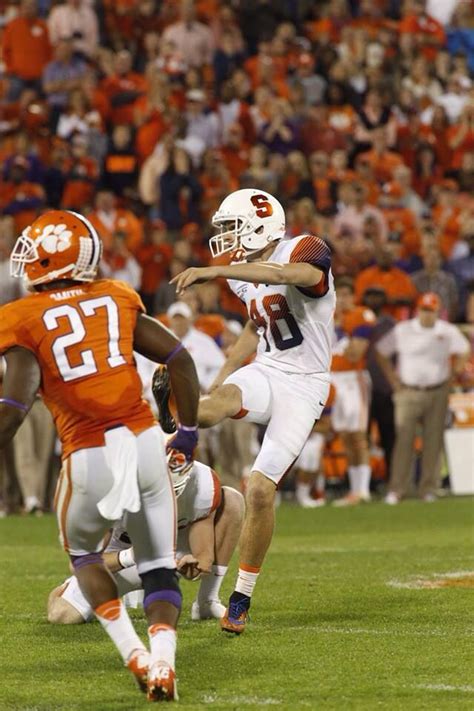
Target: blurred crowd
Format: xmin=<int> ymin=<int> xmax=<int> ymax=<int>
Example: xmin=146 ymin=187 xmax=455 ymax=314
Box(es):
xmin=0 ymin=0 xmax=473 ymax=514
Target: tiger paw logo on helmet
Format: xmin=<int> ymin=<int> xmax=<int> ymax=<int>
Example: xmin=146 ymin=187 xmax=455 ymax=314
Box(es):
xmin=9 ymin=210 xmax=102 ymax=286
xmin=37 ymin=224 xmax=73 ymax=254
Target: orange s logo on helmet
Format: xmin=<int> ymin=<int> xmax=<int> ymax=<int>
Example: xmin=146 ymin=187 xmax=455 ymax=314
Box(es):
xmin=10 ymin=210 xmax=102 ymax=286
xmin=250 ymin=194 xmax=274 ymax=218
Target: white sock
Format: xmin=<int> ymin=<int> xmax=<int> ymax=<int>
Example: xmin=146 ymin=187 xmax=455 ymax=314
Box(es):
xmin=235 ymin=565 xmax=260 ymax=598
xmin=356 ymin=464 xmax=371 ymax=497
xmin=316 ymin=474 xmax=326 ymax=495
xmin=197 ymin=564 xmax=227 ymax=604
xmin=94 ymin=598 xmax=145 ymax=663
xmin=148 ymin=624 xmax=177 ymax=670
xmin=348 ymin=465 xmax=371 ymax=496
xmin=296 ymin=482 xmax=311 ymax=500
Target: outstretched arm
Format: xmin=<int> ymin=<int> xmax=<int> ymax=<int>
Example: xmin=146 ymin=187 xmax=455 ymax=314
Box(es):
xmin=0 ymin=347 xmax=41 ymax=448
xmin=133 ymin=313 xmax=199 ymax=428
xmin=171 ymin=262 xmax=323 ymax=295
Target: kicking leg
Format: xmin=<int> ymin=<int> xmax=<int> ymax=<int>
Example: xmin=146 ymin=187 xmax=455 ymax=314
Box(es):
xmin=152 ymin=365 xmax=242 ymax=431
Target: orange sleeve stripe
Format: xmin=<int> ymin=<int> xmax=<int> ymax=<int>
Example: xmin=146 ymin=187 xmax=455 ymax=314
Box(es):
xmin=95 ymin=599 xmax=122 ymax=621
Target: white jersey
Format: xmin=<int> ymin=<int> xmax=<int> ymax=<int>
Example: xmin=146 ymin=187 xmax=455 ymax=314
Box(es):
xmin=107 ymin=460 xmax=221 ymax=549
xmin=177 ymin=461 xmax=221 ymax=530
xmin=228 ymin=235 xmax=335 ymax=374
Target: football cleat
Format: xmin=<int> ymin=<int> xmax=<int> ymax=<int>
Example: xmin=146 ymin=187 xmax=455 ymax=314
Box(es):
xmin=147 ymin=661 xmax=178 ymax=702
xmin=191 ymin=599 xmax=226 ymax=621
xmin=152 ymin=366 xmax=176 ymax=435
xmin=332 ymin=493 xmax=371 ymax=507
xmin=126 ymin=648 xmax=150 ymax=693
xmin=220 ymin=597 xmax=250 ymax=635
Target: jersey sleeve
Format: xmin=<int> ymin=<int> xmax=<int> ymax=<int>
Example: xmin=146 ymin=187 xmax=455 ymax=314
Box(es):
xmin=289 ymin=235 xmax=332 ymax=298
xmin=106 ymin=280 xmax=146 ymax=313
xmin=0 ymin=301 xmax=34 ymax=355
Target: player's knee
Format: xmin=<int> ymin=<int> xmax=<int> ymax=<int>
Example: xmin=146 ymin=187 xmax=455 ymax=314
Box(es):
xmin=47 ymin=591 xmax=84 ymax=625
xmin=140 ymin=568 xmax=182 ymax=611
xmin=246 ymin=473 xmax=276 ymax=513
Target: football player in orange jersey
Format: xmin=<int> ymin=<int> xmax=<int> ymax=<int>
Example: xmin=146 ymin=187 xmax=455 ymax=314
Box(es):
xmin=0 ymin=210 xmax=200 ymax=702
xmin=331 ymin=277 xmax=376 ymax=507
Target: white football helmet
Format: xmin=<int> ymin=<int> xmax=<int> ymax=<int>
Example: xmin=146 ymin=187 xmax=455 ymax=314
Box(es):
xmin=167 ymin=449 xmax=192 ymax=498
xmin=210 ymin=188 xmax=285 ymax=258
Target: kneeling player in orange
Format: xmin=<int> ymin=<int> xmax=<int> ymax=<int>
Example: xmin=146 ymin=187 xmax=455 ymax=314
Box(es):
xmin=0 ymin=211 xmax=200 ymax=701
xmin=47 ymin=461 xmax=244 ymax=624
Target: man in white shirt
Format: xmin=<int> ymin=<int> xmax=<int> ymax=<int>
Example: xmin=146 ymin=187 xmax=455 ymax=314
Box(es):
xmin=167 ymin=302 xmax=225 ymax=392
xmin=162 ymin=0 xmax=215 ymax=68
xmin=376 ymin=292 xmax=470 ymax=503
xmin=48 ymin=0 xmax=98 ymax=58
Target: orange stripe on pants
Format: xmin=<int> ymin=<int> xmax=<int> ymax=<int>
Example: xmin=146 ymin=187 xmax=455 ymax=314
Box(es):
xmin=58 ymin=458 xmax=73 ymax=553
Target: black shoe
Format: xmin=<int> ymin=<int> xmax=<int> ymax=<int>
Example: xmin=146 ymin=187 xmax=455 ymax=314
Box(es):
xmin=152 ymin=365 xmax=177 ymax=434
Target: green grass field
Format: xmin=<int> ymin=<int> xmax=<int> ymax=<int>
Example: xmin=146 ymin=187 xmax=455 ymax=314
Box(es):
xmin=0 ymin=498 xmax=473 ymax=710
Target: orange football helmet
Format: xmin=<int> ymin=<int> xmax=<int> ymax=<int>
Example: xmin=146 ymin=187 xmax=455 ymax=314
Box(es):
xmin=10 ymin=210 xmax=102 ymax=286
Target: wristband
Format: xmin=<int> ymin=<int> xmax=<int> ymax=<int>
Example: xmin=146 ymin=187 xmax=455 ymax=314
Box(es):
xmin=118 ymin=547 xmax=135 ymax=569
xmin=0 ymin=397 xmax=28 ymax=413
xmin=165 ymin=343 xmax=184 ymax=365
xmin=179 ymin=424 xmax=198 ymax=432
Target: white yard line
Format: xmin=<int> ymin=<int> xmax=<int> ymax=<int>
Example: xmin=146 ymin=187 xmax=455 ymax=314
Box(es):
xmin=415 ymin=684 xmax=474 ymax=693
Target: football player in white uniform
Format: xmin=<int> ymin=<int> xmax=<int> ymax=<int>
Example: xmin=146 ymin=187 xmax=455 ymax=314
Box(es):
xmin=47 ymin=461 xmax=244 ymax=624
xmin=153 ymin=188 xmax=335 ymax=633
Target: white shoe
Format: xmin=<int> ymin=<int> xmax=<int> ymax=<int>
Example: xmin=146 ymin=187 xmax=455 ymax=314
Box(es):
xmin=422 ymin=493 xmax=437 ymax=503
xmin=296 ymin=493 xmax=326 ymax=508
xmin=191 ymin=599 xmax=226 ymax=621
xmin=384 ymin=492 xmax=400 ymax=505
xmin=333 ymin=493 xmax=370 ymax=507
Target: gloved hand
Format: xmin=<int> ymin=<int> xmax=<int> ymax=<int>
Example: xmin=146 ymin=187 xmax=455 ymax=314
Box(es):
xmin=166 ymin=425 xmax=198 ymax=476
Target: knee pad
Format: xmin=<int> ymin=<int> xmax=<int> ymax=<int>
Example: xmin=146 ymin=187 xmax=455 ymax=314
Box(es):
xmin=140 ymin=568 xmax=182 ymax=611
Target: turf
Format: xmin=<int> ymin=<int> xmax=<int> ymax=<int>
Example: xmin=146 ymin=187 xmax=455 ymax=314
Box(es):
xmin=0 ymin=498 xmax=473 ymax=710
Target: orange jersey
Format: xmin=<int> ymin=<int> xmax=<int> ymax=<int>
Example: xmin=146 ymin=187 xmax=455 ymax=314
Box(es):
xmin=332 ymin=306 xmax=375 ymax=372
xmin=0 ymin=279 xmax=155 ymax=458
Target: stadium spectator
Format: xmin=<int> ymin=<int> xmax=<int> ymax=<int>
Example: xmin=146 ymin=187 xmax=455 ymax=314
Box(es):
xmin=2 ymin=0 xmax=51 ymax=100
xmin=100 ymin=50 xmax=148 ymax=126
xmin=136 ymin=219 xmax=173 ymax=314
xmin=412 ymin=235 xmax=460 ymax=320
xmin=354 ymin=244 xmax=418 ymax=320
xmin=162 ymin=0 xmax=215 ymax=69
xmin=376 ymin=292 xmax=470 ymax=503
xmin=0 ymin=156 xmax=45 ymax=233
xmin=88 ymin=190 xmax=143 ymax=253
xmin=47 ymin=0 xmax=99 ymax=59
xmin=42 ymin=39 xmax=87 ymax=128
